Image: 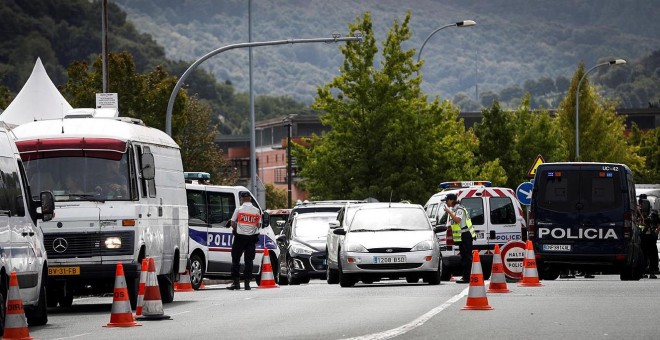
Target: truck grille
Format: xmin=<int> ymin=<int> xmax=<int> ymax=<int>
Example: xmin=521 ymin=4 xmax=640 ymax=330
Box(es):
xmin=44 ymin=231 xmax=134 ymax=259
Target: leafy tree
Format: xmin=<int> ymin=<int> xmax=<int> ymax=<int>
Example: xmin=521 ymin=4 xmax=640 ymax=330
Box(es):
xmin=61 ymin=52 xmax=236 ymax=184
xmin=474 ymin=100 xmax=518 ymax=187
xmin=628 ymin=125 xmax=660 ymax=183
xmin=555 ymin=62 xmax=644 ymax=170
xmin=265 ymin=183 xmax=287 ymax=209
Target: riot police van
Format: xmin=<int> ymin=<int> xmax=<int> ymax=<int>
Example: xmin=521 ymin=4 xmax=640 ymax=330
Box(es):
xmin=186 ymin=176 xmax=277 ymax=290
xmin=529 ymin=162 xmax=644 ymax=281
xmin=0 ymin=125 xmax=54 ymax=333
xmin=13 ymin=110 xmax=189 ymax=308
xmin=424 ymin=181 xmax=527 ymax=280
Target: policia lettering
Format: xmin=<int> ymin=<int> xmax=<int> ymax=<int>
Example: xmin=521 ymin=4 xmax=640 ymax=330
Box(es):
xmin=451 ymin=206 xmax=475 ymax=242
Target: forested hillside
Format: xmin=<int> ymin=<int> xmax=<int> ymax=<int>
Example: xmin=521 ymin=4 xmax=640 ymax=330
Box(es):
xmin=114 ymin=0 xmax=660 ymax=108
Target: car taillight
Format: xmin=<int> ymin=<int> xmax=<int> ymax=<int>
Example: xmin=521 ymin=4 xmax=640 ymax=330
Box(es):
xmin=446 ymin=228 xmax=454 ymax=246
xmin=528 ymin=211 xmax=535 ymax=240
xmin=623 ymin=211 xmax=632 ymax=239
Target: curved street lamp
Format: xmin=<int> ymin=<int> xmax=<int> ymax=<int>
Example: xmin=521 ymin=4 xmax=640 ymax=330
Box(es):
xmin=575 ymin=59 xmax=626 ymax=161
xmin=416 ymin=20 xmax=476 ymax=66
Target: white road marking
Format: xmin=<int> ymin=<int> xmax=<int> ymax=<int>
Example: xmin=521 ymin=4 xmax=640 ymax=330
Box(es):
xmin=52 ymin=333 xmax=93 ymax=340
xmin=340 ymin=287 xmax=470 ymax=340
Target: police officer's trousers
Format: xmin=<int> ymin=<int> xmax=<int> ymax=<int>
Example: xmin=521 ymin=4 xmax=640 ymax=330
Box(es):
xmin=458 ymin=231 xmax=474 ymax=280
xmin=231 ymin=233 xmax=258 ymax=280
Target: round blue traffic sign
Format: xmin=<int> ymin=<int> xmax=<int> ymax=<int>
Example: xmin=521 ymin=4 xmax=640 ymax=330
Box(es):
xmin=516 ymin=182 xmax=533 ymax=205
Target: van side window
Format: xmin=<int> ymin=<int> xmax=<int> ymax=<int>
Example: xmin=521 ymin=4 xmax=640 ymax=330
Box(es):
xmin=207 ymin=192 xmax=236 ymax=227
xmin=490 ymin=197 xmax=516 ymax=224
xmin=0 ymin=157 xmax=25 ymax=217
xmin=187 ymin=190 xmax=207 ymax=224
xmin=135 ymin=145 xmax=147 ymax=198
xmin=461 ymin=197 xmax=484 ymax=225
xmin=143 ymin=146 xmax=156 ymax=198
xmin=127 ymin=145 xmax=139 ymax=200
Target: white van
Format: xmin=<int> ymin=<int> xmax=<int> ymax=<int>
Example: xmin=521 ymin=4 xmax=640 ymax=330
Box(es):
xmin=12 ymin=111 xmax=188 ymax=308
xmin=185 ymin=181 xmax=277 ymax=289
xmin=424 ymin=181 xmax=526 ymax=280
xmin=0 ymin=125 xmax=54 ymax=332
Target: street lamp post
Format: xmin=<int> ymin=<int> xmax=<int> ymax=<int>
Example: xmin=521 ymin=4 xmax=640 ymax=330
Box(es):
xmin=575 ymin=59 xmax=626 ymax=161
xmin=286 ymin=117 xmax=293 ymax=208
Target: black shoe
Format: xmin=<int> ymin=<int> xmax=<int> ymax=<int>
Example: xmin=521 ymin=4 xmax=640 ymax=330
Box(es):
xmin=226 ymin=279 xmax=240 ymax=290
xmin=244 ymin=280 xmax=251 ymax=290
xmin=649 ymin=274 xmax=658 ymax=279
xmin=455 ymin=279 xmax=469 ymax=284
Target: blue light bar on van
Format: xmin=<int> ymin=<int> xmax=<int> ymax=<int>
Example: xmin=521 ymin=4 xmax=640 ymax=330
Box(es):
xmin=184 ymin=172 xmax=211 ymax=181
xmin=439 ymin=181 xmax=492 ymax=189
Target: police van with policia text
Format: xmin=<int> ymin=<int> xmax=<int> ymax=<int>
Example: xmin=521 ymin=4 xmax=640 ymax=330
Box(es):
xmin=424 ymin=181 xmax=527 ymax=280
xmin=185 ymin=173 xmax=277 ymax=290
xmin=529 ymin=162 xmax=645 ymax=281
xmin=13 ymin=109 xmax=189 ymax=308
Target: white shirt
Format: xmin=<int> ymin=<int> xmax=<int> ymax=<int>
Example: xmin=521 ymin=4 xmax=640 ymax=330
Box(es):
xmin=231 ymin=202 xmax=262 ymax=236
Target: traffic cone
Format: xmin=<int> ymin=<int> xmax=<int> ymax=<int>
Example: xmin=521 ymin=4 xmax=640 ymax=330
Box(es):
xmin=258 ymin=248 xmax=279 ymax=289
xmin=3 ymin=272 xmax=33 ymax=339
xmin=487 ymin=244 xmax=511 ymax=293
xmin=136 ymin=257 xmax=171 ymax=320
xmin=104 ymin=263 xmax=141 ymax=327
xmin=136 ymin=258 xmax=148 ymax=316
xmin=462 ymin=250 xmax=493 ymax=310
xmin=519 ymin=240 xmax=543 ymax=287
xmin=174 ymin=270 xmax=194 ymax=292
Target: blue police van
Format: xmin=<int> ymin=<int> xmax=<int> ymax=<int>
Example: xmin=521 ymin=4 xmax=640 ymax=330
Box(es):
xmin=529 ymin=162 xmax=645 ymax=281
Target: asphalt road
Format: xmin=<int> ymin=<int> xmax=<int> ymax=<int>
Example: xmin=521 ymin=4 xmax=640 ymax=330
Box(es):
xmin=27 ymin=275 xmax=660 ymax=340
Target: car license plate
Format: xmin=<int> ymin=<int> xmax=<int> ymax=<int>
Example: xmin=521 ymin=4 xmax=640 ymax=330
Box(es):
xmin=48 ymin=266 xmax=80 ymax=276
xmin=543 ymin=244 xmax=572 ymax=252
xmin=373 ymin=256 xmax=406 ymax=264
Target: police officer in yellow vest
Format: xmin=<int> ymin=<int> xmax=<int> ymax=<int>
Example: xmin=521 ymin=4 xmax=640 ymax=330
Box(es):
xmin=443 ymin=193 xmax=475 ymax=284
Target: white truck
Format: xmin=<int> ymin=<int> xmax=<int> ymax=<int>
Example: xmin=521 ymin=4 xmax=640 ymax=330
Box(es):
xmin=12 ymin=110 xmax=188 ymax=308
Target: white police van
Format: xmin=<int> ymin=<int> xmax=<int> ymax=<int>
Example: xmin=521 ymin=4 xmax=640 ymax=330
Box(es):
xmin=0 ymin=125 xmax=55 ymax=333
xmin=13 ymin=110 xmax=189 ymax=308
xmin=424 ymin=181 xmax=526 ymax=280
xmin=185 ymin=173 xmax=278 ymax=289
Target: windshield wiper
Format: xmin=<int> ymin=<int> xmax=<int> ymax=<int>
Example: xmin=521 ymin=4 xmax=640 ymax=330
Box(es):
xmin=380 ymin=228 xmax=416 ymax=231
xmin=349 ymin=229 xmax=374 ymax=232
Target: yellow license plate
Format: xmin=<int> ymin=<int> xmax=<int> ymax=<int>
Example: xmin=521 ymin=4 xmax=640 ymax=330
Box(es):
xmin=48 ymin=267 xmax=80 ymax=276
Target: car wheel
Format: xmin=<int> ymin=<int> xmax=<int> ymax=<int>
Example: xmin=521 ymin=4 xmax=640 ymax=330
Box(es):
xmin=406 ymin=276 xmax=419 ymax=283
xmin=189 ymin=253 xmax=205 ymax=290
xmin=299 ymin=276 xmax=310 ymax=284
xmin=338 ymin=256 xmax=355 ymax=288
xmin=361 ymin=278 xmax=373 ymax=284
xmin=27 ymin=273 xmax=48 ymax=326
xmin=158 ymin=271 xmax=175 ymax=303
xmin=440 ymin=263 xmax=452 ymax=281
xmin=287 ymin=257 xmax=299 ymax=285
xmin=426 ymin=267 xmax=442 ymax=286
xmin=326 ymin=265 xmax=339 ymax=284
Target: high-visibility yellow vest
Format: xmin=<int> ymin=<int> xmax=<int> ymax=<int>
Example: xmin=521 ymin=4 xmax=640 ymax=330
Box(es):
xmin=450 ymin=207 xmax=475 ymax=242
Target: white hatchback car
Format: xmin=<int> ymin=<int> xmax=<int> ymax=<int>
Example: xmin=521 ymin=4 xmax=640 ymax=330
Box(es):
xmin=326 ymin=203 xmax=442 ymax=287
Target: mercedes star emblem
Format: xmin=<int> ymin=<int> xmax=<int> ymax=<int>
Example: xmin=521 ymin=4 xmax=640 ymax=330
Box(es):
xmin=53 ymin=238 xmax=68 ymax=253
xmin=386 ymin=249 xmax=393 ymax=253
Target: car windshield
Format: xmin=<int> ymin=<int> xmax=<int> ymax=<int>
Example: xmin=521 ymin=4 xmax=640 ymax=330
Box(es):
xmin=349 ymin=207 xmax=430 ymax=232
xmin=293 ymin=214 xmax=336 ymax=239
xmin=24 ymin=154 xmax=131 ymax=202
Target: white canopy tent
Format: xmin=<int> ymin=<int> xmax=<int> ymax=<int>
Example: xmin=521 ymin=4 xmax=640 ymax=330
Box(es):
xmin=0 ymin=58 xmax=72 ymax=127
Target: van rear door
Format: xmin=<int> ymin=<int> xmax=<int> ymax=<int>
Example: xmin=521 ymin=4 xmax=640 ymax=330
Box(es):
xmin=534 ymin=164 xmax=625 ymax=256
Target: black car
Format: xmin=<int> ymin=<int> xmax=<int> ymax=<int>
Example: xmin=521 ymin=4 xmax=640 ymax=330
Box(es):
xmin=276 ymin=211 xmax=339 ymax=285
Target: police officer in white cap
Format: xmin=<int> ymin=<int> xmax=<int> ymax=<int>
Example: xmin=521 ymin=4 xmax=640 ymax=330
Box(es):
xmin=227 ymin=191 xmax=262 ymax=290
xmin=443 ymin=193 xmax=475 ymax=283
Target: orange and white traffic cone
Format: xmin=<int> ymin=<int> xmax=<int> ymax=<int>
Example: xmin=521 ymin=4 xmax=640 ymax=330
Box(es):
xmin=174 ymin=270 xmax=194 ymax=292
xmin=136 ymin=258 xmax=171 ymax=320
xmin=136 ymin=258 xmax=148 ymax=316
xmin=104 ymin=263 xmax=141 ymax=327
xmin=258 ymin=248 xmax=278 ymax=289
xmin=462 ymin=250 xmax=493 ymax=310
xmin=487 ymin=244 xmax=511 ymax=293
xmin=3 ymin=272 xmax=33 ymax=339
xmin=519 ymin=240 xmax=543 ymax=287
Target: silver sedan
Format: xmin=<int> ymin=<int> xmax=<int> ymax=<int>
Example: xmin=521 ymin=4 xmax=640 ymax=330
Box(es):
xmin=330 ymin=203 xmax=442 ymax=287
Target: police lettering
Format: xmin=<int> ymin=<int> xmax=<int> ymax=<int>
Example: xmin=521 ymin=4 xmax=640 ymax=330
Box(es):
xmin=207 ymin=233 xmax=233 ymax=247
xmin=537 ymin=228 xmax=618 ymax=240
xmin=239 ymin=214 xmax=259 ymax=224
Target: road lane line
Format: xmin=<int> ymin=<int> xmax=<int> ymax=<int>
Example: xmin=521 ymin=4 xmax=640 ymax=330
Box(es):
xmin=52 ymin=333 xmax=93 ymax=340
xmin=340 ymin=287 xmax=470 ymax=340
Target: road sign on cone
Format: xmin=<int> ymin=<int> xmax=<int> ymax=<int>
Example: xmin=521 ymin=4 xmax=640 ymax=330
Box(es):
xmin=136 ymin=257 xmax=171 ymax=320
xmin=136 ymin=258 xmax=148 ymax=316
xmin=174 ymin=270 xmax=194 ymax=292
xmin=258 ymin=248 xmax=278 ymax=289
xmin=488 ymin=244 xmax=511 ymax=293
xmin=519 ymin=240 xmax=543 ymax=287
xmin=462 ymin=250 xmax=493 ymax=310
xmin=104 ymin=263 xmax=141 ymax=327
xmin=3 ymin=271 xmax=33 ymax=339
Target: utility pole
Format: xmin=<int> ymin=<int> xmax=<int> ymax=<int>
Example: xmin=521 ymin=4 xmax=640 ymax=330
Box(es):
xmin=101 ymin=0 xmax=109 ymax=92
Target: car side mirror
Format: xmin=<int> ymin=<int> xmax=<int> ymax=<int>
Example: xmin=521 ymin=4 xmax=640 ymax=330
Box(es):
xmin=329 ymin=221 xmax=340 ymax=229
xmin=262 ymin=212 xmax=270 ymax=228
xmin=433 ymin=226 xmax=447 ymax=233
xmin=40 ymin=191 xmax=55 ymax=222
xmin=333 ymin=228 xmax=346 ymax=235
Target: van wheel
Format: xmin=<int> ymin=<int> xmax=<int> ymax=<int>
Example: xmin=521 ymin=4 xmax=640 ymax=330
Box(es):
xmin=27 ymin=275 xmax=48 ymax=326
xmin=540 ymin=265 xmax=560 ymax=280
xmin=59 ymin=293 xmax=74 ymax=308
xmin=621 ymin=244 xmax=645 ymax=281
xmin=158 ymin=271 xmax=175 ymax=303
xmin=189 ymin=253 xmax=205 ymax=290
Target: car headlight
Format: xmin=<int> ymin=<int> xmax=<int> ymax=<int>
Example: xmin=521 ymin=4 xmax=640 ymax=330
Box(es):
xmin=290 ymin=242 xmax=314 ymax=255
xmin=411 ymin=240 xmax=433 ymax=251
xmin=105 ymin=237 xmax=122 ymax=249
xmin=345 ymin=243 xmax=368 ymax=253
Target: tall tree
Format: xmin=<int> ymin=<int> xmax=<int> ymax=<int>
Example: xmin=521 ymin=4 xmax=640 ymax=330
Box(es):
xmin=61 ymin=52 xmax=236 ymax=184
xmin=628 ymin=125 xmax=660 ymax=183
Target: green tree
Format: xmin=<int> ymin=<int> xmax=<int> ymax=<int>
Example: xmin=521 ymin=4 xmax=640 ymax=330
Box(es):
xmin=628 ymin=125 xmax=660 ymax=183
xmin=61 ymin=52 xmax=236 ymax=184
xmin=474 ymin=100 xmax=518 ymax=187
xmin=265 ymin=183 xmax=288 ymax=209
xmin=556 ymin=63 xmax=644 ymax=170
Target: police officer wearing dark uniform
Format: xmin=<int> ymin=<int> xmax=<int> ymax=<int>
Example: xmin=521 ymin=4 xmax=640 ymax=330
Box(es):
xmin=443 ymin=193 xmax=476 ymax=284
xmin=227 ymin=191 xmax=262 ymax=290
xmin=639 ymin=194 xmax=658 ymax=279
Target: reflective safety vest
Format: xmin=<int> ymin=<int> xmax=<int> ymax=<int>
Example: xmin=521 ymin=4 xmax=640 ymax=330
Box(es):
xmin=450 ymin=206 xmax=475 ymax=243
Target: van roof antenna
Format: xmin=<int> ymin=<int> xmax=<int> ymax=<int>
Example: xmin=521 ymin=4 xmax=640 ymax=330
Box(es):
xmin=61 ymin=103 xmax=65 ymax=134
xmin=389 ymin=190 xmax=393 ymax=207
